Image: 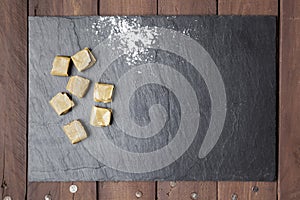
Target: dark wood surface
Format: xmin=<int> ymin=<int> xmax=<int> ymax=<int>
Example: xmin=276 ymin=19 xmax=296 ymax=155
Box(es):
xmin=0 ymin=0 xmax=299 ymax=199
xmin=218 ymin=0 xmax=278 ymax=15
xmin=218 ymin=182 xmax=277 ymax=200
xmin=158 ymin=181 xmax=217 ymax=200
xmin=100 ymin=0 xmax=157 ymax=15
xmin=29 ymin=0 xmax=98 ymax=16
xmin=0 ymin=0 xmax=27 ymax=200
xmin=158 ymin=0 xmax=216 ymax=15
xmin=28 ymin=182 xmax=97 ymax=200
xmin=98 ymin=182 xmax=155 ymax=200
xmin=279 ymin=0 xmax=300 ymax=200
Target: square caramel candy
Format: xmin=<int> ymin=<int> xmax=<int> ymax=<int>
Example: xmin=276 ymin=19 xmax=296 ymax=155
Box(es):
xmin=63 ymin=120 xmax=88 ymax=144
xmin=51 ymin=56 xmax=71 ymax=76
xmin=66 ymin=76 xmax=90 ymax=98
xmin=71 ymin=47 xmax=96 ymax=72
xmin=49 ymin=92 xmax=74 ymax=115
xmin=90 ymin=106 xmax=112 ymax=127
xmin=93 ymin=83 xmax=114 ymax=103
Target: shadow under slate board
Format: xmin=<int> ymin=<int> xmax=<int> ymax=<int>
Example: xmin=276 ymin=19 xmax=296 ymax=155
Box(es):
xmin=28 ymin=16 xmax=277 ymax=182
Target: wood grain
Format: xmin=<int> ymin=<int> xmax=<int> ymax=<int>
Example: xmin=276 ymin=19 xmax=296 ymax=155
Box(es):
xmin=158 ymin=181 xmax=217 ymax=200
xmin=99 ymin=0 xmax=157 ymax=15
xmin=218 ymin=182 xmax=277 ymax=200
xmin=27 ymin=0 xmax=98 ymax=199
xmin=279 ymin=0 xmax=300 ymax=199
xmin=28 ymin=182 xmax=63 ymax=200
xmin=28 ymin=182 xmax=96 ymax=200
xmin=29 ymin=0 xmax=98 ymax=16
xmin=218 ymin=0 xmax=278 ymax=15
xmin=158 ymin=0 xmax=216 ymax=15
xmin=0 ymin=0 xmax=27 ymax=199
xmin=217 ymin=0 xmax=278 ymax=199
xmin=98 ymin=182 xmax=155 ymax=200
xmin=73 ymin=182 xmax=97 ymax=200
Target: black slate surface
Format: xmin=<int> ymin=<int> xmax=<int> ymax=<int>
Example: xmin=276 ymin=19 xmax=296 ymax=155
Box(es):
xmin=28 ymin=16 xmax=277 ymax=181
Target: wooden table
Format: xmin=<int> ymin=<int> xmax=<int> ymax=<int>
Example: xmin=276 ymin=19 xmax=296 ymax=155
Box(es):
xmin=0 ymin=0 xmax=299 ymax=199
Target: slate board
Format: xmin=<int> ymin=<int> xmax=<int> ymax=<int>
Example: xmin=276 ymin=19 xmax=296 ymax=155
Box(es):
xmin=28 ymin=16 xmax=277 ymax=181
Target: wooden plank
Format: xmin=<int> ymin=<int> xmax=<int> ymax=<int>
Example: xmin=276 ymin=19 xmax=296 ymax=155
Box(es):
xmin=158 ymin=181 xmax=217 ymax=200
xmin=27 ymin=0 xmax=98 ymax=199
xmin=29 ymin=0 xmax=98 ymax=16
xmin=97 ymin=1 xmax=157 ymax=200
xmin=156 ymin=1 xmax=218 ymax=199
xmin=0 ymin=0 xmax=27 ymax=199
xmin=279 ymin=0 xmax=300 ymax=199
xmin=218 ymin=0 xmax=278 ymax=15
xmin=218 ymin=0 xmax=278 ymax=200
xmin=218 ymin=182 xmax=277 ymax=200
xmin=72 ymin=182 xmax=97 ymax=200
xmin=158 ymin=0 xmax=216 ymax=15
xmin=28 ymin=182 xmax=68 ymax=200
xmin=99 ymin=0 xmax=157 ymax=15
xmin=28 ymin=182 xmax=96 ymax=200
xmin=98 ymin=182 xmax=155 ymax=200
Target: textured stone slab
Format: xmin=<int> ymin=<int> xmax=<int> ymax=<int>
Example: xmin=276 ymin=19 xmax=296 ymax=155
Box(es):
xmin=28 ymin=16 xmax=277 ymax=181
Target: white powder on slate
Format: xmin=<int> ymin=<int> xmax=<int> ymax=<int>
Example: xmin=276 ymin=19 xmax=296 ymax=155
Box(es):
xmin=89 ymin=17 xmax=158 ymax=65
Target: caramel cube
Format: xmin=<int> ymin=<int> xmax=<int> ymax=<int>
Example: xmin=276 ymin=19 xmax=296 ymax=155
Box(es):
xmin=71 ymin=47 xmax=96 ymax=72
xmin=90 ymin=106 xmax=112 ymax=127
xmin=63 ymin=120 xmax=88 ymax=144
xmin=93 ymin=83 xmax=114 ymax=103
xmin=49 ymin=92 xmax=74 ymax=115
xmin=66 ymin=76 xmax=90 ymax=98
xmin=51 ymin=56 xmax=71 ymax=76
